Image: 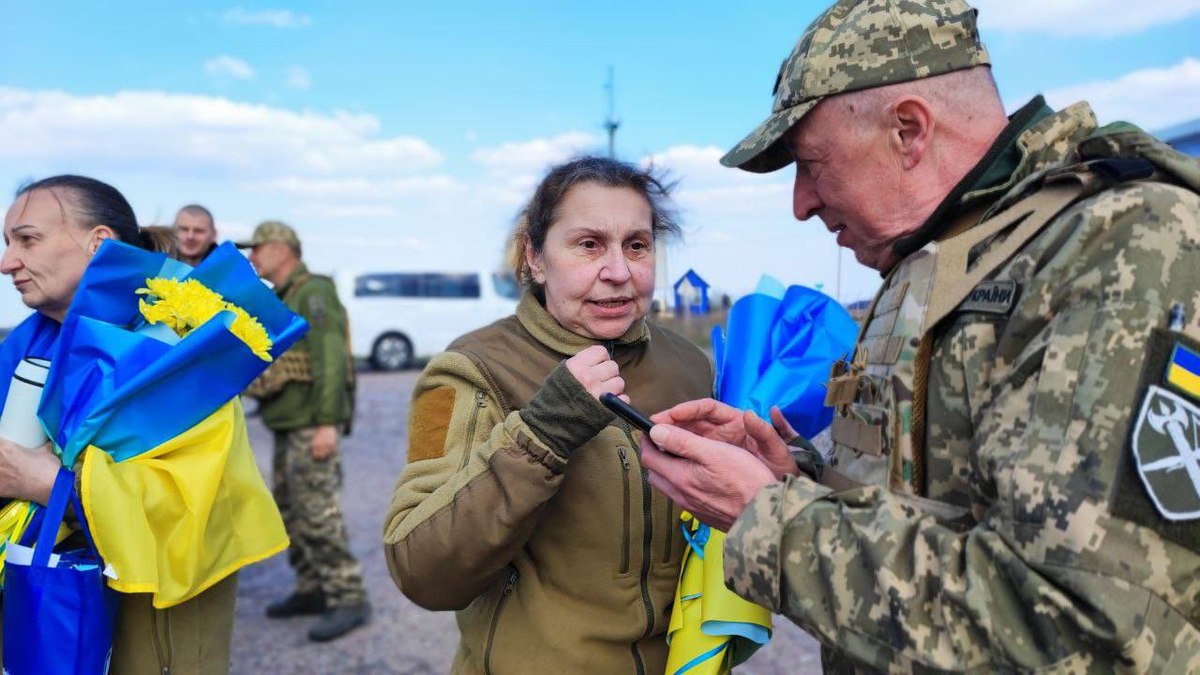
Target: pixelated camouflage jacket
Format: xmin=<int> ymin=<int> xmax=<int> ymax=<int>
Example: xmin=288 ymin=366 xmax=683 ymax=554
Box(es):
xmin=257 ymin=263 xmax=353 ymax=431
xmin=725 ymin=101 xmax=1200 ymax=673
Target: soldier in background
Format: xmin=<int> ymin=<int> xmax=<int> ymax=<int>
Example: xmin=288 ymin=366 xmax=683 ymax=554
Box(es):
xmin=641 ymin=0 xmax=1200 ymax=671
xmin=173 ymin=204 xmax=218 ymax=266
xmin=238 ymin=220 xmax=369 ymax=642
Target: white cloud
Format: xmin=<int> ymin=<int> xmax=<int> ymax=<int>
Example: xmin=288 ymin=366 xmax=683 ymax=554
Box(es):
xmin=1036 ymin=57 xmax=1200 ymax=131
xmin=294 ymin=204 xmax=401 ymax=221
xmin=0 ymin=86 xmax=444 ymax=178
xmin=469 ymin=131 xmax=603 ymax=205
xmin=642 ymin=144 xmax=781 ymax=188
xmin=204 ymin=55 xmax=256 ymax=80
xmin=261 ymin=175 xmax=463 ymax=199
xmin=286 ymin=66 xmax=311 ymax=90
xmin=221 ymin=7 xmax=311 ymax=28
xmin=974 ymin=0 xmax=1200 ymax=36
xmin=471 ymin=131 xmax=601 ymax=175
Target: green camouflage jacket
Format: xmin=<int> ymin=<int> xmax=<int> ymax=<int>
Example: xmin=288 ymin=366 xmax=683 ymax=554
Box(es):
xmin=725 ymin=101 xmax=1200 ymax=672
xmin=258 ymin=263 xmax=353 ymax=432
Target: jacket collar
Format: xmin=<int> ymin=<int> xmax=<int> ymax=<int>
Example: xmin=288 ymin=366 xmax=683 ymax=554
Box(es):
xmin=889 ymin=97 xmax=1098 ymax=264
xmin=273 ymin=262 xmax=310 ymax=298
xmin=515 ymin=293 xmax=650 ymax=357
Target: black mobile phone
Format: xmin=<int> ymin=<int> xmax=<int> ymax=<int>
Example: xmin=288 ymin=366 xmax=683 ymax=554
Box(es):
xmin=600 ymin=393 xmax=655 ymax=433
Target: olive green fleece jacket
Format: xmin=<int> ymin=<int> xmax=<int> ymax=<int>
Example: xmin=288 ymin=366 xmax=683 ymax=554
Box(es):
xmin=258 ymin=263 xmax=352 ymax=431
xmin=383 ymin=294 xmax=713 ymax=675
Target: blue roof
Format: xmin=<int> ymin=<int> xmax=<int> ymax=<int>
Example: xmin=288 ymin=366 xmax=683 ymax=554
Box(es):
xmin=673 ymin=268 xmax=709 ymax=290
xmin=1158 ymin=118 xmax=1200 ymax=157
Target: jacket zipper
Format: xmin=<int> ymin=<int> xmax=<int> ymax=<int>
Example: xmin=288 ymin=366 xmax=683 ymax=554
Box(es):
xmin=617 ymin=424 xmax=653 ymax=675
xmin=458 ymin=389 xmax=487 ymax=470
xmin=633 ymin=459 xmax=654 ymax=675
xmin=151 ymin=605 xmax=173 ymax=674
xmin=483 ymin=566 xmax=520 ymax=675
xmin=618 ymin=447 xmax=632 ymax=574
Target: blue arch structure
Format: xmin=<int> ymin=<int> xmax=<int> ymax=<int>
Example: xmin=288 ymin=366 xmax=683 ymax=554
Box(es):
xmin=673 ymin=269 xmax=710 ymax=315
xmin=1160 ymin=118 xmax=1200 ymax=157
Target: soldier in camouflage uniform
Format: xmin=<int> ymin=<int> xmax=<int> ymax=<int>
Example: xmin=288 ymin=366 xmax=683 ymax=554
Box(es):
xmin=238 ymin=220 xmax=370 ymax=642
xmin=640 ymin=0 xmax=1200 ymax=671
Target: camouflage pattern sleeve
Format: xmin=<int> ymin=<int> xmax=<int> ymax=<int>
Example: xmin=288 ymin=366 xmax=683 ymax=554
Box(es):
xmin=725 ymin=182 xmax=1200 ymax=671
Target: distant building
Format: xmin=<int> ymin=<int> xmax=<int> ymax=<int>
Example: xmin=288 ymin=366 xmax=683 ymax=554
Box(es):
xmin=1160 ymin=118 xmax=1200 ymax=157
xmin=673 ymin=269 xmax=710 ymax=315
xmin=845 ymin=298 xmax=872 ymax=323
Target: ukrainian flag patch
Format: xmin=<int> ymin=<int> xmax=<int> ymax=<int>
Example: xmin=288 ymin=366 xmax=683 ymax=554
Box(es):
xmin=1166 ymin=342 xmax=1200 ymax=402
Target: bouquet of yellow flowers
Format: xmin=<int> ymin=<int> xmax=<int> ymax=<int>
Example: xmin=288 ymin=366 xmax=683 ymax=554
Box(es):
xmin=0 ymin=240 xmax=305 ymax=605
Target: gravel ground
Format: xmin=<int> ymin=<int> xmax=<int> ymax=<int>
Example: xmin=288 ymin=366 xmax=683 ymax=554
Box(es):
xmin=232 ymin=369 xmax=820 ymax=674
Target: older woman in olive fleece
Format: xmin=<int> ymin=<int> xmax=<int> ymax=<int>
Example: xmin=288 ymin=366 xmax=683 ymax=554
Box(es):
xmin=384 ymin=156 xmax=714 ymax=674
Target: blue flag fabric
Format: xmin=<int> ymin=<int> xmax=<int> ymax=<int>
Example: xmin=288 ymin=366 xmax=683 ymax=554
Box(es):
xmin=35 ymin=240 xmax=308 ymax=466
xmin=711 ymin=280 xmax=857 ymax=439
xmin=0 ymin=314 xmax=60 ymax=409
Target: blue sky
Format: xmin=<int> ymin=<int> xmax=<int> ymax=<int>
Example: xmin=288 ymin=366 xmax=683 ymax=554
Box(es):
xmin=4 ymin=1 xmax=1200 ymax=323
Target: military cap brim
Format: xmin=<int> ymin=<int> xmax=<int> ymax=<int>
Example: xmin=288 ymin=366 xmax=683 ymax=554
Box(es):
xmin=720 ymin=98 xmax=821 ymax=174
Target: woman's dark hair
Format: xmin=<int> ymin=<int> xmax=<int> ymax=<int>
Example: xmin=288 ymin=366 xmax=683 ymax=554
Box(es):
xmin=16 ymin=174 xmax=152 ymax=250
xmin=508 ymin=156 xmax=680 ymax=293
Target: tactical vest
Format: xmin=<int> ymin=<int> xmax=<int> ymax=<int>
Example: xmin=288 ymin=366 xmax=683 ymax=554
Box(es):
xmin=243 ymin=273 xmax=357 ymax=413
xmin=823 ymin=164 xmax=1159 ymax=496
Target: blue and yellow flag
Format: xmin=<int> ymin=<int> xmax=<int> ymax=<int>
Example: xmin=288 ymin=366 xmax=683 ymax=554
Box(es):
xmin=39 ymin=240 xmax=308 ymax=467
xmin=4 ymin=240 xmax=305 ymax=603
xmin=666 ymin=514 xmax=771 ymax=675
xmin=80 ymin=398 xmax=287 ymax=608
xmin=1166 ymin=343 xmax=1200 ymax=401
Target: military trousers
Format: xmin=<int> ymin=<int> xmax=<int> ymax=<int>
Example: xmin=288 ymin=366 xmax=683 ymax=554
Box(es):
xmin=272 ymin=427 xmax=366 ymax=607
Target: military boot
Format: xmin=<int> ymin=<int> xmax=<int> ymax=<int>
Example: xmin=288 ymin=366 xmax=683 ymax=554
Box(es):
xmin=265 ymin=590 xmax=326 ymax=619
xmin=307 ymin=601 xmax=371 ymax=642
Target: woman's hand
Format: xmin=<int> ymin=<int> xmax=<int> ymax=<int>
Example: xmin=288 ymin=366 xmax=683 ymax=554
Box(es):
xmin=0 ymin=438 xmax=63 ymax=505
xmin=564 ymin=345 xmax=627 ymax=402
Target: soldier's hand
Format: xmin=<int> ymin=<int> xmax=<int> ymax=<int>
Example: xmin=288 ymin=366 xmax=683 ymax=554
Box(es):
xmin=640 ymin=424 xmax=776 ymax=532
xmin=652 ymin=399 xmax=799 ymax=480
xmin=769 ymin=406 xmax=800 ymax=444
xmin=564 ymin=345 xmax=627 ymax=402
xmin=312 ymin=424 xmax=338 ymax=461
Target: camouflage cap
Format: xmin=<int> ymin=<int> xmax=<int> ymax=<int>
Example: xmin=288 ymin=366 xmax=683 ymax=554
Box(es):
xmin=721 ymin=0 xmax=990 ymax=174
xmin=235 ymin=219 xmax=300 ymax=250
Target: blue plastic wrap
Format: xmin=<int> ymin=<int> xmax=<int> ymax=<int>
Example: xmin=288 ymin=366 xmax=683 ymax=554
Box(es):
xmin=34 ymin=240 xmax=308 ymax=465
xmin=711 ymin=279 xmax=857 ymax=439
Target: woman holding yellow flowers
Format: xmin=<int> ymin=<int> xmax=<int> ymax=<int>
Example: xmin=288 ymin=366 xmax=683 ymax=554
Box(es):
xmin=0 ymin=175 xmax=286 ymax=673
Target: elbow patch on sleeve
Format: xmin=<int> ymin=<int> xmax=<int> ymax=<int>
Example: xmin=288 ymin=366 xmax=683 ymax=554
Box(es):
xmin=408 ymin=386 xmax=455 ymax=462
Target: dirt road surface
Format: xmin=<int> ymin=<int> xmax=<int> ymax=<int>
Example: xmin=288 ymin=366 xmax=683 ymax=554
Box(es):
xmin=232 ymin=369 xmax=820 ymax=674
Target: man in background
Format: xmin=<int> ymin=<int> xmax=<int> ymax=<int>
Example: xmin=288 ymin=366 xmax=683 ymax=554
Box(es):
xmin=239 ymin=220 xmax=369 ymax=642
xmin=173 ymin=204 xmax=218 ymax=266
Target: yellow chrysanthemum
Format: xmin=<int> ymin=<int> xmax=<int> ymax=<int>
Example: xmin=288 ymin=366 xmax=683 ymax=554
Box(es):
xmin=137 ymin=278 xmax=274 ymax=362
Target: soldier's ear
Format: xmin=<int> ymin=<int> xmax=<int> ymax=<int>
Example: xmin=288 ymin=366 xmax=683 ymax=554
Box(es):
xmin=889 ymin=96 xmax=933 ymax=171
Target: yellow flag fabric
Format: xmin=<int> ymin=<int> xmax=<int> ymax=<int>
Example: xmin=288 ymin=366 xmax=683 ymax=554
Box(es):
xmin=80 ymin=398 xmax=287 ymax=608
xmin=666 ymin=513 xmax=772 ymax=675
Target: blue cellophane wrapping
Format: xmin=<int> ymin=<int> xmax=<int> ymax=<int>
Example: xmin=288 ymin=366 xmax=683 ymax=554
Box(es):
xmin=35 ymin=240 xmax=308 ymax=466
xmin=711 ymin=278 xmax=857 ymax=439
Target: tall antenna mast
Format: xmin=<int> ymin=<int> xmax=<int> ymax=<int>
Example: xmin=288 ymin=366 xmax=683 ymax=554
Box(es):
xmin=604 ymin=66 xmax=620 ymax=158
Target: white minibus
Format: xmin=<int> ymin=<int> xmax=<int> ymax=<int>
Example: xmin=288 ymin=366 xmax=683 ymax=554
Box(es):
xmin=337 ymin=270 xmax=520 ymax=370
